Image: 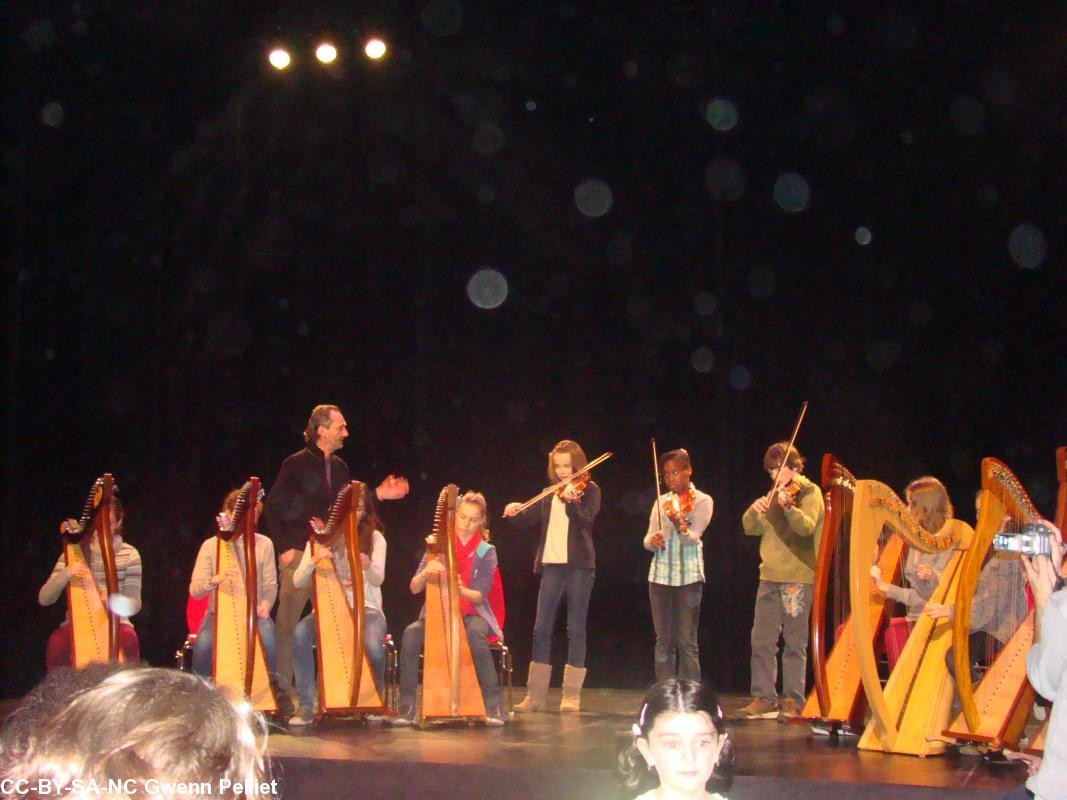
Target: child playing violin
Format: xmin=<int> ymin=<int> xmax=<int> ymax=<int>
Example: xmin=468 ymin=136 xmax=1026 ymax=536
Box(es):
xmin=643 ymin=449 xmax=714 ymax=681
xmin=503 ymin=440 xmax=602 ymax=713
xmin=737 ymin=442 xmax=824 ymax=722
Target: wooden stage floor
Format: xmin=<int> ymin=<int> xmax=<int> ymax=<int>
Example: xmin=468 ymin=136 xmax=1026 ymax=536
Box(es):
xmin=269 ymin=690 xmax=1028 ymax=800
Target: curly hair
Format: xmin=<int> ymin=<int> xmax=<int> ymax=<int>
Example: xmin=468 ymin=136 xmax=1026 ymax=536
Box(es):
xmin=2 ymin=667 xmax=271 ymax=800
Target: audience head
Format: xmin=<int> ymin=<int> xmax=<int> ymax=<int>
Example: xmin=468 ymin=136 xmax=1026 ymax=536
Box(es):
xmin=2 ymin=667 xmax=270 ymax=800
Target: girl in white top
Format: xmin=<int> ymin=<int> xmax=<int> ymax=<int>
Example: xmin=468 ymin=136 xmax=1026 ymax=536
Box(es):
xmin=289 ymin=501 xmax=387 ymax=725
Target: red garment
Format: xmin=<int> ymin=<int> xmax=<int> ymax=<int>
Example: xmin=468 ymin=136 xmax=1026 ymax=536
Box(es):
xmin=454 ymin=532 xmax=481 ymax=618
xmin=46 ymin=624 xmax=140 ymax=670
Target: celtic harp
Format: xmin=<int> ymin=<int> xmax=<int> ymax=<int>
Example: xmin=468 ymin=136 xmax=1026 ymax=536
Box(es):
xmin=420 ymin=484 xmax=486 ymax=724
xmin=308 ymin=481 xmax=387 ymax=714
xmin=213 ymin=478 xmax=276 ymax=711
xmin=849 ymin=479 xmax=972 ymax=756
xmin=61 ymin=474 xmax=121 ymax=667
xmin=800 ymin=456 xmax=905 ymax=729
xmin=943 ymin=458 xmax=1037 ymax=749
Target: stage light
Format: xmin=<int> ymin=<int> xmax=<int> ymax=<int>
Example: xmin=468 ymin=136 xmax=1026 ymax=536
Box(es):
xmin=316 ymin=43 xmax=338 ymax=64
xmin=364 ymin=38 xmax=387 ymax=60
xmin=268 ymin=48 xmax=292 ymax=70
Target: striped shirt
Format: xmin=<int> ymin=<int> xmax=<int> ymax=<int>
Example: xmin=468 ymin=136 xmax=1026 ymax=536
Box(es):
xmin=39 ymin=540 xmax=143 ymax=624
xmin=644 ymin=486 xmax=714 ymax=586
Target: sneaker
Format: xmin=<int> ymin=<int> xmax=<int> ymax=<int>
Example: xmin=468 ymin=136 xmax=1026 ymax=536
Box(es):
xmin=810 ymin=720 xmax=859 ymax=737
xmin=777 ymin=698 xmax=800 ymax=723
xmin=390 ymin=706 xmax=416 ymax=727
xmin=736 ymin=697 xmax=779 ymax=720
xmin=485 ymin=706 xmax=505 ymax=728
xmin=288 ymin=708 xmax=314 ymax=727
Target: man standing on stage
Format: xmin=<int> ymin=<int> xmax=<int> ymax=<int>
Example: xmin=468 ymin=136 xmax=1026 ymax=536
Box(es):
xmin=263 ymin=404 xmax=409 ymax=712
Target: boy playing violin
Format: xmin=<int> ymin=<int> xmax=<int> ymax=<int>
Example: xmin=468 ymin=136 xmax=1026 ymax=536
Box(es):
xmin=737 ymin=442 xmax=824 ymax=722
xmin=642 ymin=449 xmax=714 ymax=681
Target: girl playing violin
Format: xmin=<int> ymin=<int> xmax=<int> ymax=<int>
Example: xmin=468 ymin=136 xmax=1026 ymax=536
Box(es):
xmin=643 ymin=449 xmax=714 ymax=681
xmin=504 ymin=439 xmax=602 ymax=713
xmin=737 ymin=442 xmax=824 ymax=722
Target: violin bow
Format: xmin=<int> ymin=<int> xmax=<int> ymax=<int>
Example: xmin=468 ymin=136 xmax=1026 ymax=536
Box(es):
xmin=651 ymin=439 xmax=665 ymax=536
xmin=507 ymin=451 xmax=614 ymax=517
xmin=765 ymin=401 xmax=809 ymax=503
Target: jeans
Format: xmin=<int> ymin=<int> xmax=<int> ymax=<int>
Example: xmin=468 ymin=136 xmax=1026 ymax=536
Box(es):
xmin=649 ymin=581 xmax=703 ymax=681
xmin=531 ymin=564 xmax=595 ymax=667
xmin=192 ymin=613 xmax=277 ymax=678
xmin=398 ymin=615 xmax=501 ymax=711
xmin=750 ymin=580 xmax=811 ymax=704
xmin=292 ymin=607 xmax=387 ymax=712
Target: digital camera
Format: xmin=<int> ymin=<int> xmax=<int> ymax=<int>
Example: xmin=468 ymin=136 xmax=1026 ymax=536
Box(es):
xmin=992 ymin=523 xmax=1055 ymax=557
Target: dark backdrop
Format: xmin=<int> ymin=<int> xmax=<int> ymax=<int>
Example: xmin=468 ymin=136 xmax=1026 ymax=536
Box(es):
xmin=3 ymin=1 xmax=1066 ymax=698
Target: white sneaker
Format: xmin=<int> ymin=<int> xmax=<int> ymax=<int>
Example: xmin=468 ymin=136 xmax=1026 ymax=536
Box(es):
xmin=288 ymin=709 xmax=314 ymax=726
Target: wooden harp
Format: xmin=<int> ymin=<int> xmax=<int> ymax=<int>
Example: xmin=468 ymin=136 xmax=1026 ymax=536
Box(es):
xmin=800 ymin=456 xmax=905 ymax=728
xmin=420 ymin=484 xmax=486 ymax=723
xmin=309 ymin=481 xmax=387 ymax=714
xmin=62 ymin=473 xmax=121 ymax=667
xmin=849 ymin=479 xmax=972 ymax=756
xmin=213 ymin=478 xmax=276 ymax=711
xmin=942 ymin=458 xmax=1037 ymax=749
xmin=1024 ymin=445 xmax=1067 ymax=757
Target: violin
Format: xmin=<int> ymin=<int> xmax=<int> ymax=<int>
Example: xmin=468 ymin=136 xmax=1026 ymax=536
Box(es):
xmin=506 ymin=452 xmax=613 ymax=517
xmin=663 ymin=488 xmax=695 ymax=533
xmin=557 ymin=473 xmax=590 ymax=502
xmin=775 ymin=480 xmax=801 ymax=509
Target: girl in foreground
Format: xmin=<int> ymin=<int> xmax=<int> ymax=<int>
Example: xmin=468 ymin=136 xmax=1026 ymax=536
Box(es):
xmin=619 ymin=678 xmax=732 ymax=800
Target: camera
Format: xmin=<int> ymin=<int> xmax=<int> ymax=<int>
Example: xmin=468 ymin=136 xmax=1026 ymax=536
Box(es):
xmin=992 ymin=523 xmax=1055 ymax=557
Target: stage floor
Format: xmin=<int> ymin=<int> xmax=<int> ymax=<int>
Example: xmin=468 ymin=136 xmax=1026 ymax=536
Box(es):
xmin=269 ymin=690 xmax=1028 ymax=799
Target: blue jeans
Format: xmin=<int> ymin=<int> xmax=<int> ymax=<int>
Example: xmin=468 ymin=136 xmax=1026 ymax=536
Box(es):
xmin=192 ymin=613 xmax=277 ymax=677
xmin=398 ymin=615 xmax=501 ymax=711
xmin=293 ymin=608 xmax=387 ymax=712
xmin=531 ymin=564 xmax=595 ymax=667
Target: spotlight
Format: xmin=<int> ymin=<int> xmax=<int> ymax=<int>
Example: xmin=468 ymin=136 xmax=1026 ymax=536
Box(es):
xmin=315 ymin=43 xmax=338 ymax=64
xmin=268 ymin=48 xmax=292 ymax=70
xmin=364 ymin=38 xmax=387 ymax=60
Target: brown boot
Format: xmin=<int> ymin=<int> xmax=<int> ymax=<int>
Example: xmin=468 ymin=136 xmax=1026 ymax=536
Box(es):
xmin=514 ymin=661 xmax=551 ymax=713
xmin=559 ymin=664 xmax=587 ymax=712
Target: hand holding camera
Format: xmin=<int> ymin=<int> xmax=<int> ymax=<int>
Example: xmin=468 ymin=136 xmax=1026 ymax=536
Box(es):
xmin=1014 ymin=521 xmax=1065 ymax=609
